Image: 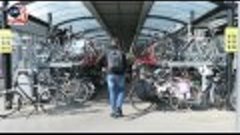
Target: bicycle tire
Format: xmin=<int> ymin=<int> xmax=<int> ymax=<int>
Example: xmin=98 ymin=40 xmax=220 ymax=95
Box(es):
xmin=84 ymin=81 xmax=96 ymax=100
xmin=129 ymin=86 xmax=155 ymax=113
xmin=71 ymin=79 xmax=89 ymax=104
xmin=168 ymin=96 xmax=180 ymax=110
xmin=39 ymin=90 xmax=52 ymax=104
xmin=51 ymin=89 xmax=69 ymax=106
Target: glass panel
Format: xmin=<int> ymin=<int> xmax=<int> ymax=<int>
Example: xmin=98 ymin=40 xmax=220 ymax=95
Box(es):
xmin=86 ymin=34 xmax=108 ymax=39
xmin=208 ymin=18 xmax=227 ymax=28
xmin=137 ymin=36 xmax=151 ymax=41
xmin=149 ymin=1 xmax=217 ymax=22
xmin=59 ymin=20 xmax=101 ymax=33
xmin=91 ymin=36 xmax=110 ymax=41
xmin=141 ymin=29 xmax=164 ymax=37
xmin=84 ymin=31 xmax=108 ymax=37
xmin=144 ymin=18 xmax=184 ymax=32
xmin=138 ymin=1 xmax=216 ymax=40
xmin=26 ymin=1 xmax=92 ymax=24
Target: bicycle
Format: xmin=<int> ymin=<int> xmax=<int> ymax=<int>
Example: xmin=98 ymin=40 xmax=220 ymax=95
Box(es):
xmin=128 ymin=64 xmax=210 ymax=113
xmin=0 ymin=69 xmax=47 ymax=119
xmin=40 ymin=66 xmax=91 ymax=106
xmin=128 ymin=65 xmax=177 ymax=112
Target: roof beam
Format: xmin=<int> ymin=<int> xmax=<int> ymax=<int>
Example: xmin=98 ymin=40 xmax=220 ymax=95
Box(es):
xmin=27 ymin=15 xmax=49 ymax=27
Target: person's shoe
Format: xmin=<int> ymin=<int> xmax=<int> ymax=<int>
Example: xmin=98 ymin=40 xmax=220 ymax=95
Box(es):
xmin=110 ymin=112 xmax=118 ymax=118
xmin=116 ymin=108 xmax=124 ymax=117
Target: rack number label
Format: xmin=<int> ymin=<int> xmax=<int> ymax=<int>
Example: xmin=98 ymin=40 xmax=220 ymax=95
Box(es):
xmin=225 ymin=27 xmax=238 ymax=53
xmin=0 ymin=29 xmax=13 ymax=53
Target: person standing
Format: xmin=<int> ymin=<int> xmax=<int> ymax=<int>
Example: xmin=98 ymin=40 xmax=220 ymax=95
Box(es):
xmin=97 ymin=38 xmax=127 ymax=118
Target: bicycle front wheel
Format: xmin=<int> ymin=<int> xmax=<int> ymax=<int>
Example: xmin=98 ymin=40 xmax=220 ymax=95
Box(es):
xmin=0 ymin=90 xmax=23 ymax=118
xmin=128 ymin=81 xmax=155 ymax=112
xmin=71 ymin=79 xmax=89 ymax=104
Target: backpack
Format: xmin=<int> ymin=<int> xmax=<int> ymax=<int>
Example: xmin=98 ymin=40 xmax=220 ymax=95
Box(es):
xmin=107 ymin=49 xmax=124 ymax=73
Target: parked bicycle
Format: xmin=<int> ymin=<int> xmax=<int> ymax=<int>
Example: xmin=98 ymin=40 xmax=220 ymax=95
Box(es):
xmin=128 ymin=64 xmax=228 ymax=113
xmin=0 ymin=69 xmax=47 ymax=118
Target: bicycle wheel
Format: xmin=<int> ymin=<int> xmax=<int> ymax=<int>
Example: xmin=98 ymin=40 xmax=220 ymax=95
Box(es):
xmin=85 ymin=81 xmax=96 ymax=100
xmin=129 ymin=81 xmax=155 ymax=112
xmin=39 ymin=90 xmax=52 ymax=104
xmin=70 ymin=79 xmax=89 ymax=104
xmin=50 ymin=88 xmax=68 ymax=106
xmin=168 ymin=96 xmax=180 ymax=110
xmin=0 ymin=90 xmax=23 ymax=118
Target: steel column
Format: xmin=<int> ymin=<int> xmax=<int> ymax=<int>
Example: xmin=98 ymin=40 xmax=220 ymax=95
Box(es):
xmin=226 ymin=1 xmax=235 ymax=103
xmin=236 ymin=1 xmax=240 ymax=132
xmin=2 ymin=1 xmax=12 ymax=110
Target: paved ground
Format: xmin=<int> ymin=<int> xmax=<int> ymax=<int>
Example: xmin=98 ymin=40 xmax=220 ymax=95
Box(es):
xmin=0 ymin=99 xmax=237 ymax=133
xmin=0 ymin=81 xmax=237 ymax=133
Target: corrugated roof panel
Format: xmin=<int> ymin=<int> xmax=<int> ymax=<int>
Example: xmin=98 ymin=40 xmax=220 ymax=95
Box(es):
xmin=144 ymin=18 xmax=184 ymax=32
xmin=84 ymin=31 xmax=108 ymax=39
xmin=59 ymin=19 xmax=101 ymax=33
xmin=26 ymin=1 xmax=92 ymax=25
xmin=136 ymin=1 xmax=218 ymax=43
xmin=149 ymin=1 xmax=217 ymax=22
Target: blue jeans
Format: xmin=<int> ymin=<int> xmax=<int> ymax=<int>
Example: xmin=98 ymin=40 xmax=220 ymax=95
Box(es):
xmin=106 ymin=74 xmax=125 ymax=113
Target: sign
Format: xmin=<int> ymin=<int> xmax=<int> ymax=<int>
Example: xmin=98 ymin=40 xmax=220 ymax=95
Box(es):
xmin=0 ymin=29 xmax=13 ymax=53
xmin=7 ymin=3 xmax=28 ymax=25
xmin=224 ymin=27 xmax=238 ymax=52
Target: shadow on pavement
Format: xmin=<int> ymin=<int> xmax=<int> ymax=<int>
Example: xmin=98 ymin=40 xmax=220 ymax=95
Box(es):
xmin=124 ymin=110 xmax=154 ymax=121
xmin=45 ymin=102 xmax=103 ymax=116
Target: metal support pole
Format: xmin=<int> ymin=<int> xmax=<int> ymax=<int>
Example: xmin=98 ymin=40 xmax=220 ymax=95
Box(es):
xmin=69 ymin=25 xmax=72 ymax=45
xmin=190 ymin=10 xmax=195 ymax=35
xmin=187 ymin=10 xmax=194 ymax=42
xmin=226 ymin=1 xmax=235 ymax=104
xmin=47 ymin=12 xmax=52 ymax=34
xmin=2 ymin=1 xmax=12 ymax=110
xmin=47 ymin=12 xmax=52 ymax=44
xmin=236 ymin=1 xmax=240 ymax=132
xmin=69 ymin=25 xmax=72 ymax=36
